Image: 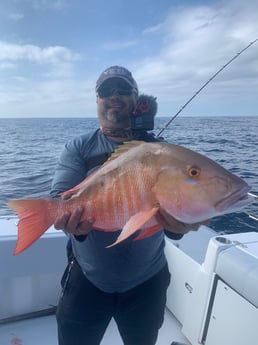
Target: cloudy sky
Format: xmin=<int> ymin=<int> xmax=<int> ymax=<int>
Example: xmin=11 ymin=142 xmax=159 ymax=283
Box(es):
xmin=1 ymin=0 xmax=258 ymax=118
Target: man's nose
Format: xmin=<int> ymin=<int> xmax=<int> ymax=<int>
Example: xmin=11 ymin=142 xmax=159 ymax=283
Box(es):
xmin=110 ymin=89 xmax=120 ymax=96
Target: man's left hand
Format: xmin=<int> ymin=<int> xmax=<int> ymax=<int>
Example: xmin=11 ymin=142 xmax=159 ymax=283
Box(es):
xmin=156 ymin=209 xmax=210 ymax=235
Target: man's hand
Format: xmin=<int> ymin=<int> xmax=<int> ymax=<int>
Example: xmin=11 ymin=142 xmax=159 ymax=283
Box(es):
xmin=54 ymin=206 xmax=95 ymax=236
xmin=156 ymin=209 xmax=210 ymax=235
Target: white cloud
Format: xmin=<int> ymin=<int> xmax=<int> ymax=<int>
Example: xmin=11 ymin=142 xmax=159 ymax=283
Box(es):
xmin=30 ymin=0 xmax=69 ymax=12
xmin=0 ymin=62 xmax=17 ymax=70
xmin=103 ymin=40 xmax=139 ymax=51
xmin=0 ymin=78 xmax=97 ymax=117
xmin=0 ymin=40 xmax=83 ymax=116
xmin=8 ymin=13 xmax=24 ymax=21
xmin=0 ymin=41 xmax=80 ymax=64
xmin=142 ymin=23 xmax=164 ymax=35
xmin=1 ymin=0 xmax=258 ymax=118
xmin=134 ymin=0 xmax=258 ymax=109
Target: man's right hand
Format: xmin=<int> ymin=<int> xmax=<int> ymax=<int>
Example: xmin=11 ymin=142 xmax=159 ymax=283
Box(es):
xmin=54 ymin=206 xmax=95 ymax=236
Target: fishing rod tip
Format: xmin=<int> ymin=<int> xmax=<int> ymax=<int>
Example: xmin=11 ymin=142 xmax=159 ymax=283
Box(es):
xmin=248 ymin=192 xmax=258 ymax=199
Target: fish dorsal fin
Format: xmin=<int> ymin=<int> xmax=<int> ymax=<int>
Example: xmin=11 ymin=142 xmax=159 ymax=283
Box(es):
xmin=106 ymin=140 xmax=145 ymax=163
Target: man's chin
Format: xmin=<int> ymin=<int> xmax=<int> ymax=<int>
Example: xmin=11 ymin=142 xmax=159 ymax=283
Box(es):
xmin=106 ymin=112 xmax=129 ymax=124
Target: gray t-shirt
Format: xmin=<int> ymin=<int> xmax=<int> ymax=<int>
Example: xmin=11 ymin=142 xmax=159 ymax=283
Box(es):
xmin=50 ymin=129 xmax=167 ymax=293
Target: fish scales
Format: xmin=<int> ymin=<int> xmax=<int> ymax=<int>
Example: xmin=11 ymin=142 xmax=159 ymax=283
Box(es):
xmin=88 ymin=164 xmax=156 ymax=230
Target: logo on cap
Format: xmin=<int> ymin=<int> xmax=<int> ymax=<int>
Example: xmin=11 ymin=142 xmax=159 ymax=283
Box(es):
xmin=103 ymin=66 xmax=131 ymax=77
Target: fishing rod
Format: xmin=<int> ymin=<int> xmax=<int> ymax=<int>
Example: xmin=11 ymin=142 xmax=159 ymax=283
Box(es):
xmin=247 ymin=193 xmax=258 ymax=222
xmin=249 ymin=192 xmax=258 ymax=200
xmin=157 ymin=38 xmax=258 ymax=137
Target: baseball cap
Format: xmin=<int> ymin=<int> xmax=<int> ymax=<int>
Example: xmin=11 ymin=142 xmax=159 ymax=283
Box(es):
xmin=96 ymin=66 xmax=138 ymax=93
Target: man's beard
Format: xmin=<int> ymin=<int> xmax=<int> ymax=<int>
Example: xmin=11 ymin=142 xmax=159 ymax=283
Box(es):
xmin=105 ymin=111 xmax=129 ymax=124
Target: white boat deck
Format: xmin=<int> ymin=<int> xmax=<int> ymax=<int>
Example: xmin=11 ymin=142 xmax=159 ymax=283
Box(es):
xmin=0 ymin=308 xmax=190 ymax=345
xmin=1 ymin=216 xmax=258 ymax=345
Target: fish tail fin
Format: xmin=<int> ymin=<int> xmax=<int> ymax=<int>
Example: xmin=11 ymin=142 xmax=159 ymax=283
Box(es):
xmin=7 ymin=198 xmax=58 ymax=255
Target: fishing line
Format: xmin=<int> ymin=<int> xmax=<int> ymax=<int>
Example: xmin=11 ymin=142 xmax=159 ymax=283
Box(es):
xmin=157 ymin=38 xmax=258 ymax=136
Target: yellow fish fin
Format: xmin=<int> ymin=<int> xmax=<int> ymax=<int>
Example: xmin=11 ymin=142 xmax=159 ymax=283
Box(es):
xmin=106 ymin=140 xmax=145 ymax=163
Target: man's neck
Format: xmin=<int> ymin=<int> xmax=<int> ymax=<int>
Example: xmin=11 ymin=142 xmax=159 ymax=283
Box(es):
xmin=100 ymin=126 xmax=132 ymax=141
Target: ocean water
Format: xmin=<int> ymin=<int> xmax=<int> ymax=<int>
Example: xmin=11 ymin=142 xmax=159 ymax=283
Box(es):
xmin=0 ymin=116 xmax=257 ymax=234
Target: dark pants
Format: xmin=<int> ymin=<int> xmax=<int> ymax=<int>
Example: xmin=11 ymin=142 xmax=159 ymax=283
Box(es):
xmin=56 ymin=260 xmax=171 ymax=345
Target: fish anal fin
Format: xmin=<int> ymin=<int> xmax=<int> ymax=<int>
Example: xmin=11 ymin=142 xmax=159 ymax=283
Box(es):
xmin=7 ymin=198 xmax=58 ymax=255
xmin=134 ymin=224 xmax=162 ymax=241
xmin=106 ymin=206 xmax=159 ymax=248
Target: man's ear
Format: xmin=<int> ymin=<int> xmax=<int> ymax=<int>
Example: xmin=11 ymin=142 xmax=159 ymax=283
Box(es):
xmin=132 ymin=91 xmax=138 ymax=104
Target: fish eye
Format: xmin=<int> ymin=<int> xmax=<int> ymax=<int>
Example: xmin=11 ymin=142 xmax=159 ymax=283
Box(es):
xmin=187 ymin=166 xmax=201 ymax=178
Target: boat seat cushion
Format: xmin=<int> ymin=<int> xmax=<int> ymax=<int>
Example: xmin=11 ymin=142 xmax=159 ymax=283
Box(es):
xmin=215 ymin=246 xmax=258 ymax=308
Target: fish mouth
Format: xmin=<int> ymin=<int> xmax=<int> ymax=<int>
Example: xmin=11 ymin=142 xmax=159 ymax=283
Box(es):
xmin=215 ymin=185 xmax=253 ymax=213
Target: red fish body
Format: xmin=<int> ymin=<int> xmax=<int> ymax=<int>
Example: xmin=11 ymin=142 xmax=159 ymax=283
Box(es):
xmin=8 ymin=141 xmax=253 ymax=255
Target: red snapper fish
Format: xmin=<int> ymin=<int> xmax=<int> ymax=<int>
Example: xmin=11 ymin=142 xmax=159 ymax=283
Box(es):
xmin=8 ymin=141 xmax=253 ymax=255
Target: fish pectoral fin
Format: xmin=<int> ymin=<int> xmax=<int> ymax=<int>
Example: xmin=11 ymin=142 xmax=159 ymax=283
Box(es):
xmin=61 ymin=183 xmax=85 ymax=199
xmin=61 ymin=171 xmax=99 ymax=199
xmin=106 ymin=206 xmax=159 ymax=248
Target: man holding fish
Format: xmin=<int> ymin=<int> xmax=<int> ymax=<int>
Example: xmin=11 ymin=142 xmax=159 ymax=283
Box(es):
xmin=51 ymin=66 xmax=199 ymax=345
xmin=8 ymin=66 xmax=252 ymax=344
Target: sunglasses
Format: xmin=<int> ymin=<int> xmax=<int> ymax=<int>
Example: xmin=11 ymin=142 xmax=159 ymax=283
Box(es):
xmin=97 ymin=87 xmax=134 ymax=98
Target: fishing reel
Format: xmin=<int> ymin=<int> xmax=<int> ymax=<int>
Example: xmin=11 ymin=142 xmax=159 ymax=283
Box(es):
xmin=131 ymin=94 xmax=157 ymax=131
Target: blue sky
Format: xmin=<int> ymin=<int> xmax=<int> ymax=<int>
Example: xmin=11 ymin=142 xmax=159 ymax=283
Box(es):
xmin=0 ymin=0 xmax=258 ymax=118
